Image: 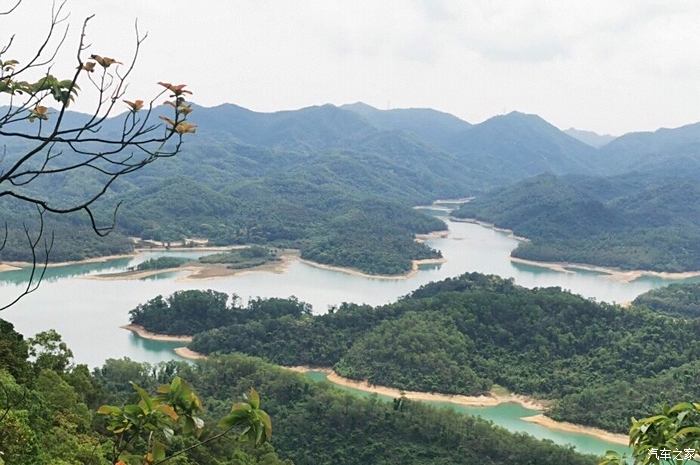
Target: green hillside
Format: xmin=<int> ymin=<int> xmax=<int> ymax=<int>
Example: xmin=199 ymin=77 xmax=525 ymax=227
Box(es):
xmin=453 ymin=173 xmax=700 ymax=272
xmin=130 ymin=273 xmax=700 ymax=433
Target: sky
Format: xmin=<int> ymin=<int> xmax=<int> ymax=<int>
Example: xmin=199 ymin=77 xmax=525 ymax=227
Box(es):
xmin=4 ymin=0 xmax=700 ymax=135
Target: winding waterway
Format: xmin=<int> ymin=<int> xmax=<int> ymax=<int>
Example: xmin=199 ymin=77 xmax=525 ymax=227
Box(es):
xmin=1 ymin=213 xmax=690 ymax=456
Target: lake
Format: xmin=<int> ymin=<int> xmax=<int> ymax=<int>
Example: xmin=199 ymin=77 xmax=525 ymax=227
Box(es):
xmin=1 ymin=215 xmax=684 ymax=456
xmin=0 ymin=217 xmax=682 ymax=367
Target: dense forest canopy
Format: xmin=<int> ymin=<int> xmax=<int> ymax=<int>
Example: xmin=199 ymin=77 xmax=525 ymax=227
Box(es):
xmin=453 ymin=173 xmax=700 ymax=272
xmin=130 ymin=273 xmax=700 ymax=433
xmin=633 ymin=282 xmax=700 ymax=318
xmin=0 ymin=319 xmax=597 ymax=465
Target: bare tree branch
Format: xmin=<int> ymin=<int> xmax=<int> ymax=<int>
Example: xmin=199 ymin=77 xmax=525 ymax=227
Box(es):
xmin=0 ymin=1 xmax=193 ymax=310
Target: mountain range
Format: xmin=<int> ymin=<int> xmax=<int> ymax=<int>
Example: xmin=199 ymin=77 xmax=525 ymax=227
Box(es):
xmin=2 ymin=101 xmax=700 ymax=272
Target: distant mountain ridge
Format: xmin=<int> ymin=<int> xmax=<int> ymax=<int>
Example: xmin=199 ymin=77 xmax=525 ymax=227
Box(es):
xmin=564 ymin=128 xmax=616 ymax=148
xmin=3 ymin=100 xmax=700 ymax=273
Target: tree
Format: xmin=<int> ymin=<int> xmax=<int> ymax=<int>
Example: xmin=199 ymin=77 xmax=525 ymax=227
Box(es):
xmin=599 ymin=402 xmax=700 ymax=465
xmin=98 ymin=378 xmax=272 ymax=465
xmin=0 ymin=0 xmax=195 ymax=310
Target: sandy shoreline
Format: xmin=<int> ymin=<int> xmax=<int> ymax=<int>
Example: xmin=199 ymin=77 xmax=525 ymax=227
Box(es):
xmin=298 ymin=257 xmax=447 ymax=281
xmin=121 ymin=324 xmax=193 ymax=343
xmin=285 ymin=366 xmax=629 ymax=445
xmin=2 ymin=253 xmax=136 ymax=269
xmin=0 ymin=246 xmax=241 ymax=271
xmin=284 ymin=366 xmax=546 ymax=409
xmin=120 ymin=325 xmax=629 ymax=449
xmin=522 ymin=414 xmax=628 ymax=446
xmin=0 ymin=263 xmax=21 ymax=272
xmin=510 ymin=256 xmax=700 ymax=283
xmin=451 ymin=216 xmax=700 ymax=283
xmin=174 ymin=347 xmax=207 ymax=359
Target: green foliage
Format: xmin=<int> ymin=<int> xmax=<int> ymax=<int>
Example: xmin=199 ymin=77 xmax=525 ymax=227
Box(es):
xmin=0 ymin=208 xmax=134 ymax=263
xmin=599 ymin=402 xmax=700 ymax=465
xmin=28 ymin=330 xmax=74 ymax=372
xmin=199 ymin=246 xmax=280 ymax=269
xmin=176 ymin=274 xmax=700 ymax=433
xmin=93 ymin=354 xmax=596 ymax=465
xmin=129 ymin=292 xmax=311 ymax=337
xmin=453 ymin=173 xmax=700 ymax=272
xmin=0 ymin=320 xmax=30 ymax=382
xmin=0 ymin=321 xmax=282 ymax=465
xmin=633 ymin=283 xmax=700 ymax=318
xmin=98 ymin=377 xmax=272 ymax=464
xmin=334 ymin=312 xmax=490 ymax=394
xmin=136 ymin=257 xmax=189 ymax=271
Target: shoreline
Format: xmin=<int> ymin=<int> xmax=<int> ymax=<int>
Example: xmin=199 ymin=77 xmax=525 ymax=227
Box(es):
xmin=284 ymin=366 xmax=546 ymax=410
xmin=121 ymin=324 xmax=193 ymax=343
xmin=120 ymin=323 xmax=630 ymax=449
xmin=0 ymin=246 xmax=238 ymax=271
xmin=449 ymin=217 xmax=530 ymax=242
xmin=522 ymin=414 xmax=628 ymax=446
xmin=174 ymin=347 xmax=207 ymax=359
xmin=452 ymin=216 xmax=700 ymax=283
xmin=284 ymin=366 xmax=628 ymax=446
xmin=297 ymin=256 xmax=447 ymax=281
xmin=86 ymin=252 xmax=296 ymax=282
xmin=510 ymin=256 xmax=700 ymax=283
xmin=0 ymin=263 xmax=21 ymax=272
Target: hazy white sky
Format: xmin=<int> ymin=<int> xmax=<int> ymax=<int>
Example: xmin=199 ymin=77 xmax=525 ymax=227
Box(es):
xmin=4 ymin=0 xmax=700 ymax=135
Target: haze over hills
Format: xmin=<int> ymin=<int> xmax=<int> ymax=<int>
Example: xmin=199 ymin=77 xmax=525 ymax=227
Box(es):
xmin=3 ymin=101 xmax=700 ymax=273
xmin=564 ymin=128 xmax=616 ymax=148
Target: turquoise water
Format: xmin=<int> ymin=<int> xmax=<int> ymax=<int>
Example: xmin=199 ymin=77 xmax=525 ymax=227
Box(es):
xmin=0 ymin=218 xmax=688 ymax=367
xmin=0 ymin=217 xmax=685 ymax=457
xmin=304 ymin=371 xmax=629 ymax=457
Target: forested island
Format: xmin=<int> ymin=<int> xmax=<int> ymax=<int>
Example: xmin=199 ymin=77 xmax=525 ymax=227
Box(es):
xmin=198 ymin=246 xmax=282 ymax=269
xmin=129 ymin=273 xmax=700 ymax=434
xmin=453 ymin=173 xmax=700 ymax=272
xmin=0 ymin=319 xmax=596 ymax=465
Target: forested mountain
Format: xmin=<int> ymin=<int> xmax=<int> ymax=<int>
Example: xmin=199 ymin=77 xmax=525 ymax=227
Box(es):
xmin=564 ymin=128 xmax=616 ymax=148
xmin=453 ymin=172 xmax=700 ymax=272
xmin=341 ymin=102 xmax=473 ymax=151
xmin=444 ymin=112 xmax=599 ymax=181
xmin=3 ymin=101 xmax=700 ymax=274
xmin=596 ymin=121 xmax=700 ymax=174
xmin=129 ymin=273 xmax=700 ymax=434
xmin=0 ymin=319 xmax=596 ymax=465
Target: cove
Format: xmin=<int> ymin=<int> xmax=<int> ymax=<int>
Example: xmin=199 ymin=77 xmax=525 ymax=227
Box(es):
xmin=303 ymin=371 xmax=630 ymax=457
xmin=0 ymin=217 xmax=692 ymax=368
xmin=0 ymin=217 xmax=662 ymax=456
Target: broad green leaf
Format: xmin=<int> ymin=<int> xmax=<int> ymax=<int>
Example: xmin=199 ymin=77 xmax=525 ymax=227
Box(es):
xmin=97 ymin=405 xmax=121 ymax=415
xmin=248 ymin=388 xmax=260 ymax=409
xmin=152 ymin=441 xmax=166 ymax=462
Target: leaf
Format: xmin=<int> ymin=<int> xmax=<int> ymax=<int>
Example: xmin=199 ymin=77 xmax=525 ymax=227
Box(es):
xmin=157 ymin=403 xmax=178 ymax=421
xmin=97 ymin=405 xmax=121 ymax=415
xmin=258 ymin=410 xmax=272 ymax=440
xmin=675 ymin=426 xmax=700 ymax=437
xmin=123 ymin=99 xmax=144 ymax=112
xmin=248 ymin=388 xmax=260 ymax=409
xmin=162 ymin=426 xmax=174 ymax=443
xmin=131 ymin=382 xmax=154 ymax=411
xmin=152 ymin=441 xmax=166 ymax=462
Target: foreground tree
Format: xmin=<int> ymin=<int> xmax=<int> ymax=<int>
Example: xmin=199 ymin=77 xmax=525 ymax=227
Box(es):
xmin=99 ymin=379 xmax=271 ymax=465
xmin=0 ymin=0 xmax=195 ymax=310
xmin=600 ymin=402 xmax=700 ymax=465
